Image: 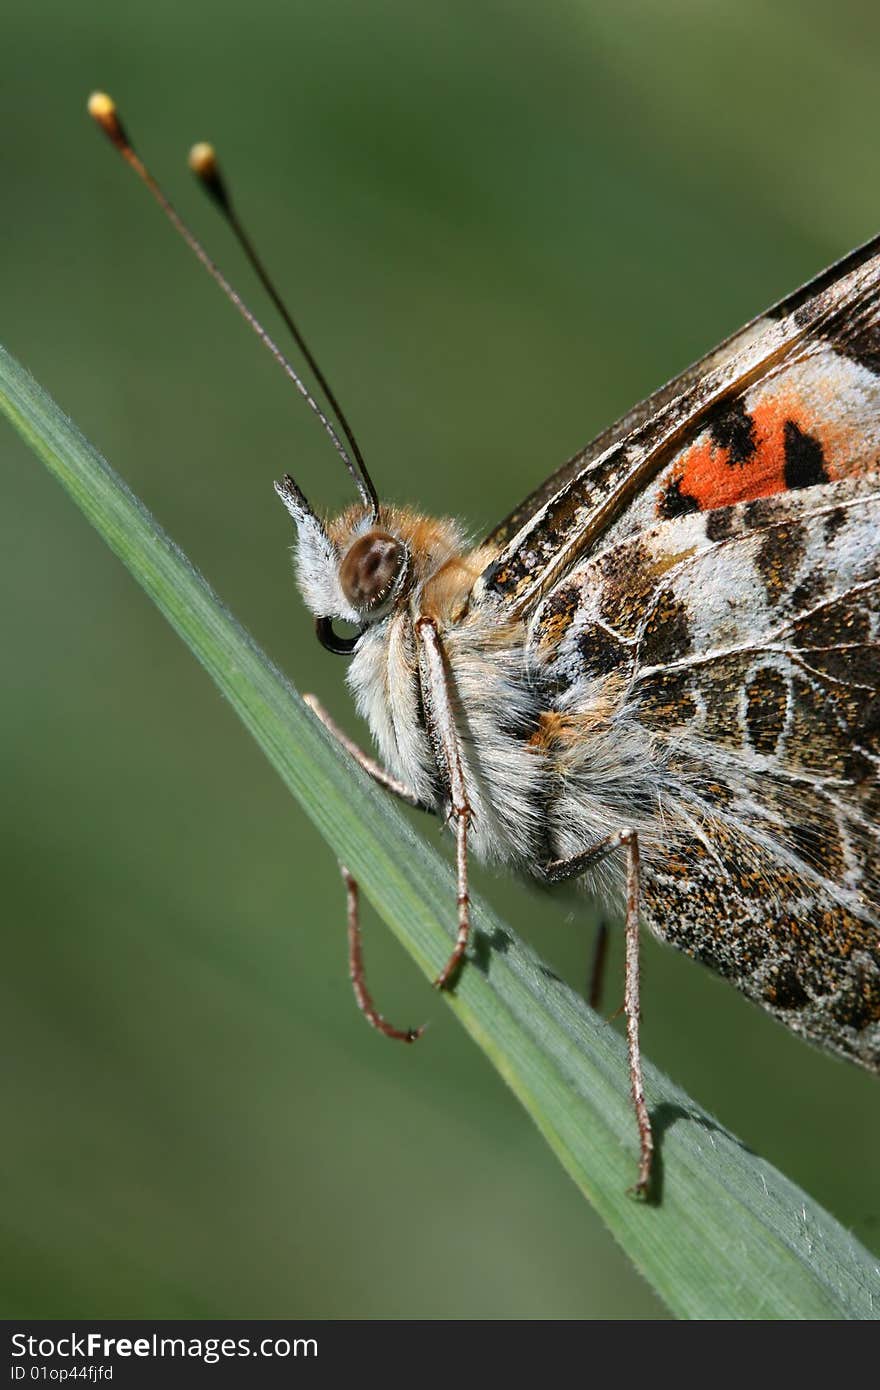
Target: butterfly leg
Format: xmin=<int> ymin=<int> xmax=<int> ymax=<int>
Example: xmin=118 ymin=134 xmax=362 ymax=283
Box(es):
xmin=546 ymin=831 xmax=653 ymax=1198
xmin=434 ymin=797 xmax=472 ymax=990
xmin=304 ymin=693 xmax=433 ymax=811
xmin=304 ymin=696 xmax=434 ymax=1040
xmin=341 ymin=866 xmax=426 ymax=1043
xmin=415 ymin=617 xmax=473 ymax=991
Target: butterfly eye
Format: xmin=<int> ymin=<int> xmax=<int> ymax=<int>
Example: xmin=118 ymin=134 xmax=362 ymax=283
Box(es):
xmin=339 ymin=531 xmax=406 ymax=612
xmin=315 ymin=616 xmax=363 ymax=656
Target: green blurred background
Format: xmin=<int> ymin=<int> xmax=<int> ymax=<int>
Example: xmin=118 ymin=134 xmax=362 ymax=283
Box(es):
xmin=3 ymin=0 xmax=879 ymax=1320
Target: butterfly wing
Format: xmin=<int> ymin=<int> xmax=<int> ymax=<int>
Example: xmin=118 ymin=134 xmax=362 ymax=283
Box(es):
xmin=477 ymin=233 xmax=880 ymax=617
xmin=484 ymin=232 xmax=880 ymax=553
xmin=530 ymin=477 xmax=880 ymax=1068
xmin=467 ymin=231 xmax=880 ymax=1065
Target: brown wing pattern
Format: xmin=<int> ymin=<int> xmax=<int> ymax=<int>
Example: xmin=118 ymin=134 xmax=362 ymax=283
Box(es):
xmin=530 ymin=479 xmax=880 ymax=1068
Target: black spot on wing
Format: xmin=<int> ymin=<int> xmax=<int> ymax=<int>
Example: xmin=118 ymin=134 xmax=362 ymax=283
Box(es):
xmin=705 ymin=507 xmax=737 ymax=541
xmin=823 ymin=506 xmax=847 ymax=545
xmin=708 ymin=397 xmax=757 ymax=464
xmin=658 ymin=476 xmax=700 ymax=519
xmin=783 ymin=420 xmax=830 ymax=489
xmin=766 ymin=964 xmax=810 ymax=1011
xmin=575 ymin=622 xmax=629 ymax=677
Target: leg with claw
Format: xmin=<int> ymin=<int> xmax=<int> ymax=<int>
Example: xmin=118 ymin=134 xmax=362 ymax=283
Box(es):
xmin=433 ymin=800 xmax=471 ymax=990
xmin=546 ymin=830 xmax=653 ymax=1197
xmin=342 ymin=865 xmax=425 ymax=1043
xmin=304 ymin=695 xmax=435 ymax=1039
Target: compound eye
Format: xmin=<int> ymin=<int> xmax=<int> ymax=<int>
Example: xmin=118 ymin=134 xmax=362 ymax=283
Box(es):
xmin=339 ymin=531 xmax=405 ymax=612
xmin=315 ymin=616 xmax=362 ymax=656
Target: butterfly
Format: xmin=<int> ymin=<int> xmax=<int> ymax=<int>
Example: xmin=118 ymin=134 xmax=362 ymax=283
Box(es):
xmin=90 ymin=93 xmax=880 ymax=1196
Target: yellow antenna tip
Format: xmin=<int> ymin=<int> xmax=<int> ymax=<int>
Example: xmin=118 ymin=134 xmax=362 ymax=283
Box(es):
xmin=88 ymin=90 xmax=116 ymax=121
xmin=188 ymin=142 xmax=217 ymax=178
xmin=188 ymin=141 xmax=229 ymax=210
xmin=88 ymin=90 xmax=128 ymax=148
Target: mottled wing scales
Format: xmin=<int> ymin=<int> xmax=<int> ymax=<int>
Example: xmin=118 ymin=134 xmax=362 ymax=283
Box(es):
xmin=531 ymin=479 xmax=880 ymax=1068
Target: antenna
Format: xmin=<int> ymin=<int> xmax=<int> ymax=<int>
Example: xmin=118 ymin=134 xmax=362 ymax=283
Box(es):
xmin=188 ymin=141 xmax=375 ymax=514
xmin=87 ymin=92 xmax=379 ymax=520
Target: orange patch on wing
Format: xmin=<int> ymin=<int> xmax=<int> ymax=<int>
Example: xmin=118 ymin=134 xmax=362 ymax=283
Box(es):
xmin=662 ymin=387 xmax=863 ymax=514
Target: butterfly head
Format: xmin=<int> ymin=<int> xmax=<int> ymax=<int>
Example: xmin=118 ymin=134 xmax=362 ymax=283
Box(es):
xmin=274 ymin=475 xmax=413 ymax=653
xmin=274 ymin=474 xmax=469 ymax=654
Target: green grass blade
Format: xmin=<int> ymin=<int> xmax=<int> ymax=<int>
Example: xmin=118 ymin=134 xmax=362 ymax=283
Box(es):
xmin=3 ymin=341 xmax=878 ymax=1320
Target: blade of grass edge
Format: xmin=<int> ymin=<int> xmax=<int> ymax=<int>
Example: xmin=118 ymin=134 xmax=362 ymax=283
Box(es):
xmin=2 ymin=343 xmax=879 ymax=1320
